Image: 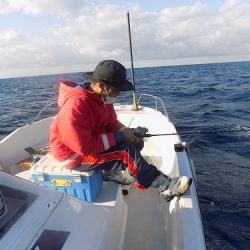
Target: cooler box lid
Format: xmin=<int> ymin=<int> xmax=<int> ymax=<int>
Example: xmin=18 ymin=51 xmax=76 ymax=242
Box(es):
xmin=30 ymin=152 xmax=94 ymax=176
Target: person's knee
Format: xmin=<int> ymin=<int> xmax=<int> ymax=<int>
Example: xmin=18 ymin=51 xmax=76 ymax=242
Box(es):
xmin=124 ymin=141 xmax=138 ymax=151
xmin=134 ymin=140 xmax=144 ymax=151
xmin=126 ymin=141 xmax=144 ymax=152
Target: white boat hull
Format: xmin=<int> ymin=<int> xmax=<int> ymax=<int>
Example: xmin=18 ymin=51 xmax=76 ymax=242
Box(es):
xmin=0 ymin=104 xmax=206 ymax=250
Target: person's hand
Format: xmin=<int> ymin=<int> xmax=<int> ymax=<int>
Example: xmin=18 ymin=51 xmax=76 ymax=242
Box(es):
xmin=133 ymin=126 xmax=148 ymax=137
xmin=122 ymin=130 xmax=142 ymax=144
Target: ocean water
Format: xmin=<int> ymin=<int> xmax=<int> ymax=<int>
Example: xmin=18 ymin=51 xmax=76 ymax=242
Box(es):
xmin=0 ymin=61 xmax=250 ymax=249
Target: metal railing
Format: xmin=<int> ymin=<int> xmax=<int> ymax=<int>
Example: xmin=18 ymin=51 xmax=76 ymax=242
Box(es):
xmin=29 ymin=94 xmax=168 ymax=124
xmin=29 ymin=101 xmax=57 ymax=124
xmin=137 ymin=94 xmax=168 ymax=117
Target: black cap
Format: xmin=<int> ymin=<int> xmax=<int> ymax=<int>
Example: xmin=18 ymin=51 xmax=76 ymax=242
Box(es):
xmin=84 ymin=60 xmax=134 ymax=91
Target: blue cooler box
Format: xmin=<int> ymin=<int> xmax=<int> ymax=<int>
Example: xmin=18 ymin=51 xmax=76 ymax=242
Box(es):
xmin=30 ymin=153 xmax=103 ymax=202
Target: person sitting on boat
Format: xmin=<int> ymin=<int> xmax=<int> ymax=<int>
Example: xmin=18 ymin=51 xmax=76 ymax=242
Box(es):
xmin=50 ymin=59 xmax=192 ymax=202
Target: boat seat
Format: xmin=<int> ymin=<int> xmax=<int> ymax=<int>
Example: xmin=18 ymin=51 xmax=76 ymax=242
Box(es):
xmin=15 ymin=170 xmax=33 ymax=181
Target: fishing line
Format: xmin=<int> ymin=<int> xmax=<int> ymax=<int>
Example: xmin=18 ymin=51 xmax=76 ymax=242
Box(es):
xmin=143 ymin=129 xmax=250 ymax=137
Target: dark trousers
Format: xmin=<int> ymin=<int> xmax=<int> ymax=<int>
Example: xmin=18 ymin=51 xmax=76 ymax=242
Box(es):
xmin=75 ymin=142 xmax=159 ymax=189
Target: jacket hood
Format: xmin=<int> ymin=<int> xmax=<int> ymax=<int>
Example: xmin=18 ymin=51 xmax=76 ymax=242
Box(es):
xmin=58 ymin=81 xmax=102 ymax=108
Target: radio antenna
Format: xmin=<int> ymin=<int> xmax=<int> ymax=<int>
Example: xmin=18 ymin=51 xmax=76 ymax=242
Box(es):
xmin=127 ymin=12 xmax=139 ymax=111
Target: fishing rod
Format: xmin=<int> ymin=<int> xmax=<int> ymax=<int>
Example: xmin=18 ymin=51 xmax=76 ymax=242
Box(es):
xmin=143 ymin=129 xmax=249 ymax=137
xmin=127 ymin=12 xmax=139 ymax=111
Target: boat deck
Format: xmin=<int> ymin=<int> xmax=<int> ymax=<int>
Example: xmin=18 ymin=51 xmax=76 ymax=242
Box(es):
xmin=123 ymin=184 xmax=168 ymax=250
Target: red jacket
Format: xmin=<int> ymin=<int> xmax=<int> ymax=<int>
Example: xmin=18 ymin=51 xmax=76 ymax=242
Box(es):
xmin=50 ymin=81 xmax=125 ymax=168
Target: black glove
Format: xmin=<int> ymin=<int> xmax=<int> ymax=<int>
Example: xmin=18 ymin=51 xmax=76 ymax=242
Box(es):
xmin=133 ymin=126 xmax=148 ymax=138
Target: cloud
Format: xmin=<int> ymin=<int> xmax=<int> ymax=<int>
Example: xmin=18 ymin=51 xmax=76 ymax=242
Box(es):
xmin=0 ymin=0 xmax=250 ymax=78
xmin=0 ymin=0 xmax=90 ymax=16
xmin=53 ymin=1 xmax=250 ymax=60
xmin=0 ymin=30 xmax=84 ymax=70
xmin=53 ymin=4 xmax=130 ymax=60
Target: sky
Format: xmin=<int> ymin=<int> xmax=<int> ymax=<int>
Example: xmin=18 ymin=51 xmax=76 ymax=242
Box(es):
xmin=0 ymin=0 xmax=250 ymax=78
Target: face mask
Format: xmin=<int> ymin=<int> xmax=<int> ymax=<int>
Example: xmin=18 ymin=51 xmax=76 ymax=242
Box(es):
xmin=103 ymin=96 xmax=117 ymax=104
xmin=101 ymin=88 xmax=117 ymax=104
